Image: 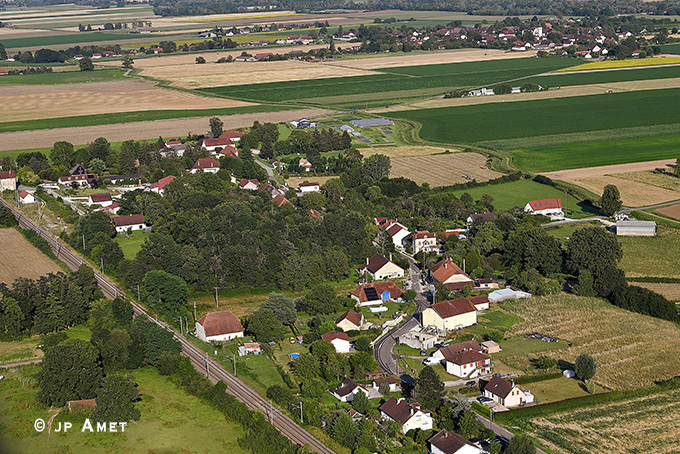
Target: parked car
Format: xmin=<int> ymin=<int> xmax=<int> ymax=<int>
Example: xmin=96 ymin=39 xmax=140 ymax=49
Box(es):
xmin=423 ymin=357 xmax=442 ymax=366
xmin=476 ymin=396 xmax=493 ymax=404
xmin=420 ymin=349 xmax=427 ymax=356
xmin=465 ymin=380 xmax=476 ymax=387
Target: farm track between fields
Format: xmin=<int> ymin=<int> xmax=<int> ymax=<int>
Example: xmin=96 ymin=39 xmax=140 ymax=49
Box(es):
xmin=0 ymin=199 xmax=335 ymax=454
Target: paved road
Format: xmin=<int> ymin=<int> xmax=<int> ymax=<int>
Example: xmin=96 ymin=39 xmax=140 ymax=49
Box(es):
xmin=2 ymin=199 xmax=334 ymax=454
xmin=255 ymin=158 xmax=276 ymax=181
xmin=620 ymin=199 xmax=680 ymax=213
xmin=543 ymin=200 xmax=680 ymax=226
xmin=0 ymin=359 xmax=42 ymax=369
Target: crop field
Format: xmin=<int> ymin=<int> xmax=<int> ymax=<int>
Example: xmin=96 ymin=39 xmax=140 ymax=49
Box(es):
xmin=663 ymin=43 xmax=680 ymax=54
xmin=197 ymin=57 xmax=575 ymax=109
xmin=390 ymin=152 xmax=502 ymax=186
xmin=656 ymin=203 xmax=680 ymax=220
xmin=0 ymin=366 xmax=248 ymax=454
xmin=0 ymin=32 xmax=143 ymax=49
xmin=619 ymin=229 xmax=680 ymax=278
xmin=0 ymin=68 xmax=125 ymax=86
xmin=630 ymin=282 xmax=680 ymax=301
xmin=558 ymin=56 xmax=680 ymax=71
xmin=508 ymin=387 xmax=680 ymax=454
xmin=0 ymin=228 xmax=61 ymax=284
xmin=519 ymin=64 xmax=680 ymax=87
xmin=389 ymin=87 xmax=680 ymax=146
xmin=503 ymin=294 xmax=680 ymax=390
xmin=448 ymin=179 xmax=594 ymax=217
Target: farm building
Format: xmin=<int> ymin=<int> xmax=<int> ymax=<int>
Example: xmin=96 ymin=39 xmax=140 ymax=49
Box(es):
xmin=359 ymin=253 xmax=405 ymax=280
xmin=616 ymin=220 xmax=656 ymax=236
xmin=113 ymin=214 xmax=145 ymax=233
xmin=524 ymin=198 xmax=564 ymax=219
xmin=488 ymin=288 xmax=532 ymax=303
xmin=350 ymin=118 xmax=394 ymax=128
xmin=195 ymin=310 xmax=244 ymax=342
xmin=19 ymin=190 xmax=36 ymax=204
xmin=429 ymin=429 xmax=482 ymax=454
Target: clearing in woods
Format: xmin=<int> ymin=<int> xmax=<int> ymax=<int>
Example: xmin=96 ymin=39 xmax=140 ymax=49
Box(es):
xmin=502 ymin=294 xmax=680 ymax=390
xmin=389 ymin=153 xmax=502 ymax=187
xmin=0 ymin=228 xmax=61 ymax=284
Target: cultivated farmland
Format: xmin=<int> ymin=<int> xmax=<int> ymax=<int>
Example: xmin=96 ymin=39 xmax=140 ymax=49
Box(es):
xmin=630 ymin=282 xmax=680 ymax=301
xmin=656 ymin=203 xmax=680 ymax=220
xmin=503 ymin=294 xmax=680 ymax=390
xmin=619 ymin=229 xmax=680 ymax=278
xmin=558 ymin=56 xmax=680 ymax=71
xmin=0 ymin=68 xmax=126 ymax=86
xmin=390 ymin=152 xmax=502 ymax=186
xmin=0 ymin=228 xmax=62 ymax=284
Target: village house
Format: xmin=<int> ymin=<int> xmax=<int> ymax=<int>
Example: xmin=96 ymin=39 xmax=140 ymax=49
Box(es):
xmin=466 ymin=212 xmax=497 ymax=227
xmin=238 ymin=178 xmax=259 ymax=190
xmin=238 ymin=342 xmax=262 ymax=356
xmin=429 ymin=429 xmax=483 ymax=454
xmin=383 ymin=220 xmax=411 ymax=248
xmin=321 ymin=330 xmax=351 ymax=353
xmin=439 ymin=348 xmax=490 ymax=378
xmin=0 ymin=170 xmax=17 ymax=191
xmin=412 ymin=231 xmax=439 ymax=254
xmin=190 ymin=158 xmax=220 ymax=174
xmin=484 ymin=376 xmax=529 ymax=408
xmin=113 ymin=214 xmax=145 ymax=233
xmin=88 ymin=193 xmax=113 ymax=207
xmin=433 ymin=339 xmax=483 ymax=363
xmin=476 ymin=278 xmax=499 ymax=290
xmin=430 ymin=258 xmax=474 ymax=292
xmin=336 ymin=309 xmax=364 ymax=331
xmin=379 ymin=397 xmax=433 ymax=434
xmin=298 ymin=182 xmax=320 ymax=193
xmin=329 ymin=377 xmax=369 ymax=402
xmin=422 ymin=298 xmax=477 ymax=331
xmin=524 ymin=198 xmax=564 ymax=218
xmin=18 ymin=190 xmax=36 ymax=204
xmin=195 ymin=310 xmax=244 ymax=342
xmin=219 ymin=131 xmax=243 ymax=142
xmin=372 ymin=376 xmax=399 ymax=393
xmin=272 ymin=194 xmax=291 ymax=207
xmin=149 ymin=175 xmax=176 ymax=195
xmin=299 ymin=158 xmax=313 ymax=171
xmin=359 ymin=253 xmax=405 ymax=280
xmin=350 ymin=281 xmax=404 ymax=307
xmin=202 ymin=137 xmax=234 ymax=153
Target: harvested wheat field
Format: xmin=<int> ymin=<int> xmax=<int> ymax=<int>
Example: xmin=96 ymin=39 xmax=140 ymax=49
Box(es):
xmin=0 ymin=79 xmax=252 ymax=122
xmin=0 ymin=108 xmax=329 ymax=151
xmin=362 ymin=145 xmax=460 ymax=159
xmin=503 ymin=294 xmax=680 ymax=390
xmin=139 ymin=58 xmax=369 ymax=89
xmin=630 ymin=282 xmax=680 ymax=301
xmin=0 ymin=228 xmax=61 ymax=284
xmin=512 ymin=387 xmax=680 ymax=454
xmin=390 ymin=152 xmax=501 ymax=187
xmin=656 ymin=202 xmax=680 ymax=220
xmin=328 ymin=48 xmax=533 ymax=70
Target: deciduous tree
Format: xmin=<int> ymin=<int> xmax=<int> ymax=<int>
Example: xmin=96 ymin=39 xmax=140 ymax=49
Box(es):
xmin=600 ymin=184 xmax=622 ymax=215
xmin=574 ymin=353 xmax=597 ymax=381
xmin=92 ymin=374 xmax=141 ymax=422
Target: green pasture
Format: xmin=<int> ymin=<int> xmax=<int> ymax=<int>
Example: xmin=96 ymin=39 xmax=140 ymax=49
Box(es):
xmin=662 ymin=43 xmax=680 ymax=55
xmin=507 ymin=132 xmax=680 ymax=173
xmin=389 ymin=87 xmax=680 ymax=145
xmin=448 ymin=179 xmax=595 ymax=217
xmin=0 ymin=68 xmax=125 ymax=85
xmin=197 ymin=57 xmax=575 ymax=109
xmin=115 ymin=229 xmax=150 ymax=260
xmin=518 ymin=64 xmax=680 ymax=87
xmin=0 ymin=104 xmax=289 ymax=134
xmin=0 ymin=32 xmax=136 ymax=49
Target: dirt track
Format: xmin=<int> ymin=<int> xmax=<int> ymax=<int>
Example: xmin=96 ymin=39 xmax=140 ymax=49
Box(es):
xmin=0 ymin=108 xmax=329 ymax=151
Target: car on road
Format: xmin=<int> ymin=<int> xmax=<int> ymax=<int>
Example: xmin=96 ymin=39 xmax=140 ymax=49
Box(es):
xmin=423 ymin=357 xmax=442 ymax=366
xmin=465 ymin=380 xmax=476 ymax=387
xmin=476 ymin=396 xmax=493 ymax=404
xmin=493 ymin=373 xmax=507 ymax=378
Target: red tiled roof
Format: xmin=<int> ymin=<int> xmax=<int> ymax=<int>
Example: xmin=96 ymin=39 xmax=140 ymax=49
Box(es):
xmin=438 ymin=340 xmax=482 ymax=361
xmin=414 ymin=231 xmax=435 ymax=240
xmin=239 ymin=178 xmax=259 ymax=187
xmin=359 ymin=253 xmax=391 ymax=273
xmin=351 ymin=281 xmax=404 ymax=303
xmin=429 ymin=298 xmax=477 ymax=319
xmin=0 ymin=170 xmax=16 ymax=179
xmin=198 ymin=310 xmax=243 ymax=337
xmin=203 ymin=138 xmax=233 ymax=148
xmin=89 ymin=193 xmax=112 ymax=203
xmin=113 ymin=213 xmax=144 ymax=227
xmin=19 ymin=190 xmax=29 ymax=198
xmin=219 ymin=131 xmax=244 ymax=140
xmin=272 ymin=194 xmax=290 ymax=207
xmin=321 ymin=330 xmax=350 ymax=342
xmin=336 ymin=309 xmax=363 ymax=327
xmin=527 ymin=198 xmax=562 ymax=210
xmin=431 ymin=259 xmax=470 ymax=284
xmin=385 ymin=222 xmax=407 ymax=236
xmin=447 ymin=349 xmax=490 ymax=366
xmin=192 ymin=158 xmax=220 ymax=170
xmin=299 ymin=182 xmax=319 ymax=188
xmin=150 ymin=175 xmax=176 ymax=191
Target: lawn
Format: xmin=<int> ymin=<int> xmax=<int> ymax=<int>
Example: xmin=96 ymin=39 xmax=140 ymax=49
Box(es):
xmin=448 ymin=179 xmax=596 ymax=217
xmin=495 ymin=338 xmax=566 ymax=361
xmin=618 ymin=228 xmax=680 ymax=278
xmin=389 ymin=87 xmax=680 ymax=146
xmin=0 ymin=366 xmax=248 ymax=454
xmin=115 ymin=229 xmax=150 ymax=260
xmin=0 ymin=104 xmax=290 ymax=134
xmin=0 ymin=32 xmax=187 ymax=49
xmin=543 ymin=221 xmax=602 ymax=239
xmin=502 ymin=294 xmax=680 ymax=390
xmin=197 ymin=57 xmax=574 ymax=109
xmin=0 ymin=68 xmax=126 ymax=86
xmin=521 ymin=377 xmax=606 ymax=404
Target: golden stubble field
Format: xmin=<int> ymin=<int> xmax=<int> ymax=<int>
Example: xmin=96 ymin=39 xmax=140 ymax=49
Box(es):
xmin=0 ymin=79 xmax=253 ymax=122
xmin=389 ymin=152 xmax=501 ymax=186
xmin=544 ymin=159 xmax=680 ymax=207
xmin=0 ymin=228 xmax=62 ymax=284
xmin=503 ymin=294 xmax=680 ymax=390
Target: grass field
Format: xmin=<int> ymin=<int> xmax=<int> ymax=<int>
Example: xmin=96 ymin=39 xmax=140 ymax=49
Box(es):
xmin=0 ymin=104 xmax=289 ymax=134
xmin=503 ymin=386 xmax=680 ymax=454
xmin=557 ymin=56 xmax=680 ymax=71
xmin=0 ymin=366 xmax=248 ymax=454
xmin=523 ymin=377 xmax=606 ymax=404
xmin=619 ymin=229 xmax=680 ymax=278
xmin=663 ymin=43 xmax=680 ymax=54
xmin=448 ymin=179 xmax=595 ymax=217
xmin=519 ymin=64 xmax=680 ymax=88
xmin=0 ymin=68 xmax=125 ymax=85
xmin=197 ymin=57 xmax=575 ymax=109
xmin=0 ymin=228 xmax=62 ymax=284
xmin=115 ymin=229 xmax=150 ymax=260
xmin=389 ymin=87 xmax=680 ymax=146
xmin=0 ymin=32 xmax=143 ymax=48
xmin=503 ymin=294 xmax=680 ymax=390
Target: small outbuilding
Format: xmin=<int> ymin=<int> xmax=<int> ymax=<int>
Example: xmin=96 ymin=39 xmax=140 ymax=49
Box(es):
xmin=616 ymin=220 xmax=656 ymax=236
xmin=19 ymin=190 xmax=36 ymax=204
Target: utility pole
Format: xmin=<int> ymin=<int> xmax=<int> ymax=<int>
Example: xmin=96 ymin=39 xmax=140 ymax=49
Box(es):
xmin=214 ymin=287 xmax=220 ymax=308
xmin=82 ymin=234 xmax=86 ymax=250
xmin=564 ymin=189 xmax=569 ymax=216
xmin=292 ymin=401 xmax=303 ymax=424
xmin=100 ymin=257 xmax=104 ymax=273
xmin=193 ymin=301 xmax=197 ymax=321
xmin=136 ymin=285 xmax=140 ymax=300
xmin=232 ymin=351 xmax=236 ymax=375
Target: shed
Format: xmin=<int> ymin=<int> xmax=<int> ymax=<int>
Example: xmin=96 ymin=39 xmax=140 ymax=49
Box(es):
xmin=616 ymin=220 xmax=656 ymax=236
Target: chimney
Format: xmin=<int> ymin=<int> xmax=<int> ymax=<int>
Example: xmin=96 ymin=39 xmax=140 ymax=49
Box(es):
xmin=366 ymin=257 xmax=369 ymax=265
xmin=389 ymin=252 xmax=393 ymax=262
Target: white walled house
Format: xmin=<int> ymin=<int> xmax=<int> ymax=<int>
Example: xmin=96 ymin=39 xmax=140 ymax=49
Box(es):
xmin=298 ymin=182 xmax=320 ymax=193
xmin=484 ymin=376 xmax=527 ymax=408
xmin=336 ymin=309 xmax=364 ymax=331
xmin=195 ymin=310 xmax=244 ymax=342
xmin=150 ymin=175 xmax=176 ymax=195
xmin=88 ymin=193 xmax=113 ymax=207
xmin=329 ymin=378 xmax=369 ymax=402
xmin=19 ymin=190 xmax=36 ymax=204
xmin=238 ymin=178 xmax=259 ymax=190
xmin=441 ymin=349 xmax=490 ymax=378
xmin=524 ymin=198 xmax=564 ymax=219
xmin=421 ymin=298 xmax=477 ymax=331
xmin=429 ymin=429 xmax=482 ymax=454
xmin=350 ymin=281 xmax=404 ymax=307
xmin=359 ymin=253 xmax=404 ymax=280
xmin=0 ymin=170 xmax=17 ymax=191
xmin=190 ymin=158 xmax=221 ymax=174
xmin=430 ymin=258 xmax=474 ymax=291
xmin=384 ymin=221 xmax=411 ymax=248
xmin=379 ymin=397 xmax=433 ymax=434
xmin=321 ymin=330 xmax=351 ymax=353
xmin=412 ymin=231 xmax=439 ymax=254
xmin=113 ymin=214 xmax=145 ymax=233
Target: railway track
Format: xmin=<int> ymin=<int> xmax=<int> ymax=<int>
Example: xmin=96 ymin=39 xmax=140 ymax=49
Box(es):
xmin=2 ymin=199 xmax=335 ymax=454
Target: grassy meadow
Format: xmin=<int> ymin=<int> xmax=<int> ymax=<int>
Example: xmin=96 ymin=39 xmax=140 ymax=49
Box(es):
xmin=0 ymin=366 xmax=248 ymax=454
xmin=0 ymin=68 xmax=126 ymax=86
xmin=115 ymin=230 xmax=150 ymax=260
xmin=619 ymin=228 xmax=680 ymax=278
